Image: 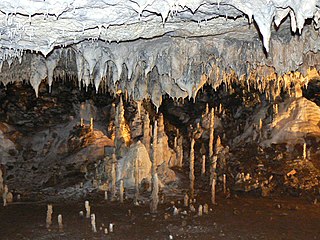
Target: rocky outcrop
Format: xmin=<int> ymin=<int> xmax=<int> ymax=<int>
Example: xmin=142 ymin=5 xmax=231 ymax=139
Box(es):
xmin=117 ymin=141 xmax=152 ymax=189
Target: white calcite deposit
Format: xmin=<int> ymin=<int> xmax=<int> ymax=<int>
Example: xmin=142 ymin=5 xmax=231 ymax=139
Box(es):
xmin=0 ymin=1 xmax=318 ymax=105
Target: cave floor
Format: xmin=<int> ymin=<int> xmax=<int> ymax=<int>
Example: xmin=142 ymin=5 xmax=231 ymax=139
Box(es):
xmin=0 ymin=194 xmax=319 ymax=240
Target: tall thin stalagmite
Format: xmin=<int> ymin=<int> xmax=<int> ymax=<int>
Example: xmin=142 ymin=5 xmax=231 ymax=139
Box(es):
xmin=134 ymin=155 xmax=139 ymax=205
xmin=0 ymin=169 xmax=3 ymax=194
xmin=157 ymin=114 xmax=165 ymax=167
xmin=111 ymin=153 xmax=117 ymax=201
xmin=142 ymin=112 xmax=151 ymax=155
xmin=119 ymin=179 xmax=124 ymax=203
xmin=209 ymin=108 xmax=215 ymax=159
xmin=150 ymin=121 xmax=159 ymax=213
xmin=189 ymin=138 xmax=195 ymax=198
xmin=201 ymin=155 xmax=206 ymax=176
xmin=211 ymin=178 xmax=216 ymax=204
xmin=150 ymin=173 xmax=159 ymax=213
xmin=152 ymin=120 xmax=158 ymax=175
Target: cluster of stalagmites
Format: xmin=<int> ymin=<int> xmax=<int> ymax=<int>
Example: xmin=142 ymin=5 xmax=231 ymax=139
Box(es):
xmin=45 ymin=201 xmax=115 ymax=234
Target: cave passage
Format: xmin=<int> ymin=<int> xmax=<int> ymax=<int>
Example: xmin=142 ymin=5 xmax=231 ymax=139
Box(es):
xmin=0 ymin=73 xmax=320 ymax=239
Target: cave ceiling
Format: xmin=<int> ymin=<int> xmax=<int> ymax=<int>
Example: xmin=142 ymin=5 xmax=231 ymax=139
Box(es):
xmin=0 ymin=1 xmax=320 ymax=105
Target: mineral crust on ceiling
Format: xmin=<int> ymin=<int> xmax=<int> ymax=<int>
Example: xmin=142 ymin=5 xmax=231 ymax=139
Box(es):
xmin=0 ymin=0 xmax=319 ymax=104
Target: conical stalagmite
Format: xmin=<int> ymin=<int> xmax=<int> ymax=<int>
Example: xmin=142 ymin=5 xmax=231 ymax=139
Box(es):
xmin=189 ymin=138 xmax=195 ymax=198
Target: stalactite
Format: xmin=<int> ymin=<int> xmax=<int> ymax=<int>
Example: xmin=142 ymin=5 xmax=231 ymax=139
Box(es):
xmin=189 ymin=138 xmax=195 ymax=198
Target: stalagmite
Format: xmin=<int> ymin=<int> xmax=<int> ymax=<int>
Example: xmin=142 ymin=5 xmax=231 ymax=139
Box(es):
xmin=111 ymin=153 xmax=117 ymax=201
xmin=91 ymin=214 xmax=97 ymax=233
xmin=211 ymin=178 xmax=216 ymax=205
xmin=109 ymin=223 xmax=114 ymax=233
xmin=209 ymin=108 xmax=215 ymax=159
xmin=201 ymin=155 xmax=206 ymax=176
xmin=152 ymin=120 xmax=158 ymax=175
xmin=223 ymin=174 xmax=227 ymax=194
xmin=189 ymin=204 xmax=196 ymax=212
xmin=58 ymin=214 xmax=63 ymax=231
xmin=184 ymin=193 xmax=189 ymax=207
xmin=173 ymin=206 xmax=179 ymax=216
xmin=150 ymin=173 xmax=159 ymax=214
xmin=80 ymin=118 xmax=84 ymax=127
xmin=215 ymin=136 xmax=222 ymax=154
xmin=90 ymin=117 xmax=94 ymax=131
xmin=104 ymin=190 xmax=108 ymax=200
xmin=46 ymin=204 xmax=53 ymax=228
xmin=85 ymin=200 xmax=91 ymax=218
xmin=134 ymin=156 xmax=139 ymax=205
xmin=177 ymin=144 xmax=183 ymax=168
xmin=157 ymin=114 xmax=165 ymax=167
xmin=0 ymin=169 xmax=3 ymax=194
xmin=303 ymin=143 xmax=307 ymax=160
xmin=189 ymin=138 xmax=195 ymax=198
xmin=203 ymin=204 xmax=209 ymax=214
xmin=79 ymin=211 xmax=84 ymax=217
xmin=2 ymin=185 xmax=8 ymax=206
xmin=210 ymin=155 xmax=218 ymax=183
xmin=142 ymin=112 xmax=151 ymax=155
xmin=119 ymin=179 xmax=124 ymax=203
xmin=174 ymin=136 xmax=177 ymax=149
xmin=198 ymin=205 xmax=203 ymax=216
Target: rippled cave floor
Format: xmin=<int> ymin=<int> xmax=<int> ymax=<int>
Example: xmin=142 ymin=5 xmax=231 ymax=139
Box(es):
xmin=1 ymin=193 xmax=320 ymax=240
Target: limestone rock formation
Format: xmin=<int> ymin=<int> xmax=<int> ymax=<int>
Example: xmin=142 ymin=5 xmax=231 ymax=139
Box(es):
xmin=117 ymin=141 xmax=152 ymax=189
xmin=264 ymin=97 xmax=320 ymax=146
